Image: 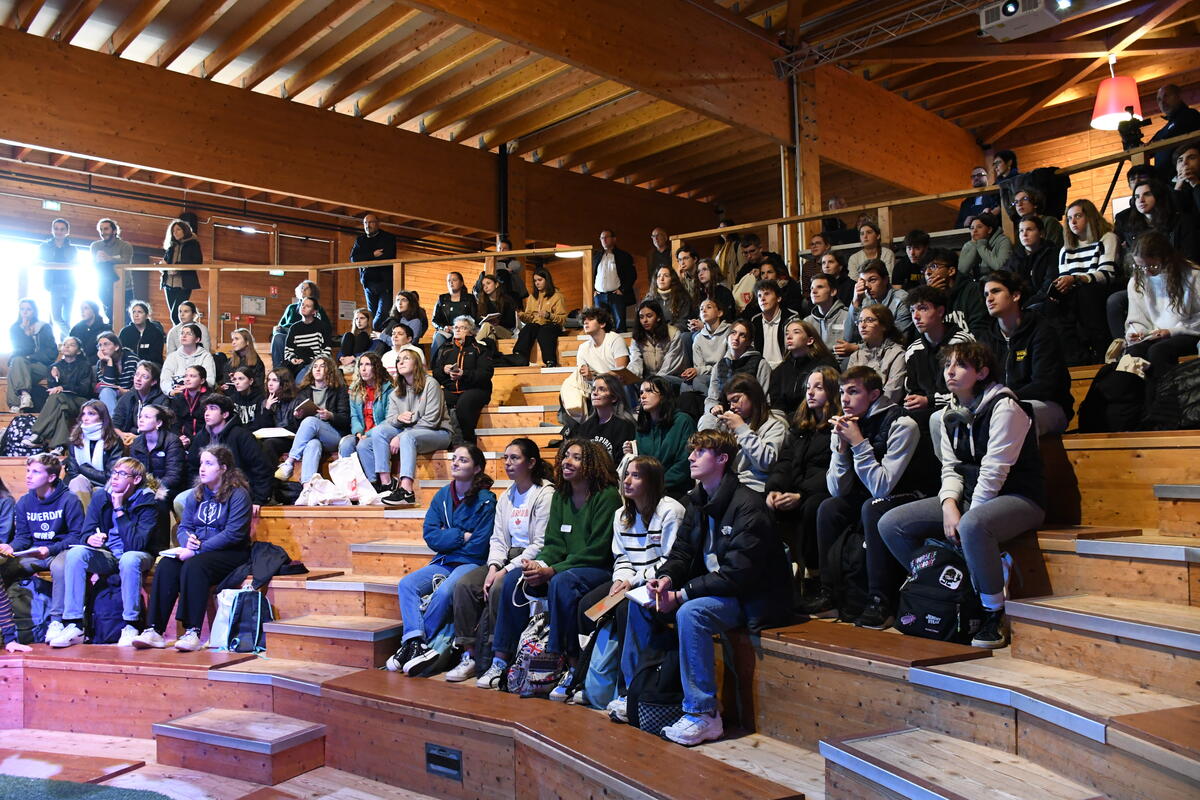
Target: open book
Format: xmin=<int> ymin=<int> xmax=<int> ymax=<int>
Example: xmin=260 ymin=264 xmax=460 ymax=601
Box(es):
xmin=252 ymin=427 xmax=295 ymax=439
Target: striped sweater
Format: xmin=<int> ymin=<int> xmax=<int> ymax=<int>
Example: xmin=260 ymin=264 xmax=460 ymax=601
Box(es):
xmin=610 ymin=496 xmax=686 ymax=587
xmin=94 ymin=348 xmax=139 ymax=391
xmin=284 ymin=319 xmax=332 ymax=365
xmin=1057 ymin=233 xmax=1119 ymax=285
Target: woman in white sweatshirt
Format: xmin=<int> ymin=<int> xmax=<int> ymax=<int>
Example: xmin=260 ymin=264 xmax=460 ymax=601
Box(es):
xmin=1125 ymin=231 xmax=1200 ymax=399
xmin=160 ymin=324 xmax=216 ymax=393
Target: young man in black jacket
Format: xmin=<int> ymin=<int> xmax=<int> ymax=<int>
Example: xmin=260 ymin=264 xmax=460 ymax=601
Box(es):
xmin=903 ymin=285 xmax=973 ymax=427
xmin=175 ymin=395 xmax=273 ymax=516
xmin=980 ymin=270 xmax=1074 ymax=435
xmin=618 ymin=429 xmax=790 ymax=746
xmin=922 ymin=249 xmax=989 ymax=338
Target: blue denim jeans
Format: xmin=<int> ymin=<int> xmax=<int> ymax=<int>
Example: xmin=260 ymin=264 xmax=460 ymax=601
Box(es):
xmin=546 ymin=566 xmax=610 ymax=657
xmin=594 ymin=291 xmax=627 ymax=332
xmin=491 ymin=568 xmax=532 ymax=658
xmin=11 ymin=551 xmax=69 ymax=619
xmin=62 ymin=547 xmax=153 ymax=622
xmin=270 ymin=332 xmax=287 ymax=372
xmin=288 ymin=416 xmax=343 ymax=482
xmin=397 ymin=562 xmax=478 ymax=642
xmin=430 ymin=331 xmax=451 ymax=365
xmin=623 ymin=594 xmax=744 ymax=715
xmin=361 ymin=423 xmax=450 ymax=480
xmin=98 ymin=387 xmax=120 ymax=417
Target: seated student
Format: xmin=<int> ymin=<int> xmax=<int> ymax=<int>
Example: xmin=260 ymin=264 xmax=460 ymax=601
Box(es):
xmin=749 ymin=280 xmax=797 ymax=369
xmin=23 ymin=336 xmax=92 ymax=452
xmin=903 ymin=285 xmax=974 ymax=426
xmin=133 ymin=445 xmax=252 ymax=652
xmin=621 ymin=376 xmax=696 ymax=499
xmin=271 ymin=280 xmax=333 ymax=368
xmin=130 ymin=403 xmax=186 ymax=540
xmin=979 ymin=270 xmax=1074 ymax=435
xmin=688 ymin=299 xmax=731 ymax=397
xmin=228 ymin=366 xmax=264 ymax=428
xmin=644 ymin=265 xmax=697 ymax=341
xmin=709 ymin=373 xmax=786 ymax=494
xmin=339 ymin=352 xmax=393 ymax=463
xmin=1012 ymin=187 xmax=1064 ymax=250
xmin=599 ymin=455 xmax=686 ymax=721
xmin=432 ymin=316 xmax=493 ymax=446
xmin=769 ymin=320 xmax=837 ymax=418
xmin=430 ymin=272 xmax=478 ymax=364
xmin=386 ymin=445 xmax=497 ymax=675
xmin=880 ymin=341 xmax=1045 ymax=648
xmin=119 ymin=301 xmax=166 ymax=367
xmin=759 ymin=257 xmax=807 ymax=319
xmin=365 ymin=351 xmax=452 ymax=506
xmin=248 ymin=367 xmax=301 ymax=467
xmin=1123 ymin=231 xmax=1200 ymax=401
xmin=375 ymin=291 xmax=429 ymax=350
xmin=847 ymin=220 xmax=895 ymax=280
xmin=339 ymin=308 xmax=376 ymax=368
xmin=891 ymin=230 xmax=931 ymax=290
xmin=168 ymin=365 xmax=213 ymax=447
xmin=1118 ymin=179 xmax=1200 ymax=262
xmin=1049 ymin=199 xmax=1120 ymax=364
xmin=958 ymin=212 xmax=1013 ymax=281
xmin=818 ymin=252 xmax=856 ymax=309
xmin=805 ymin=273 xmax=850 ymax=356
xmin=629 ymin=300 xmax=688 ymax=392
xmin=799 ymin=366 xmax=926 ymax=629
xmin=700 ymin=319 xmax=772 ymax=429
xmin=284 ymin=296 xmax=333 ymax=380
xmin=695 ymin=258 xmax=737 ymax=324
xmin=840 ymin=261 xmax=913 ymax=360
xmin=845 ymin=304 xmax=907 ymax=404
xmin=7 ymin=298 xmax=58 ymax=413
xmin=112 ymin=361 xmax=166 ymax=446
xmin=1004 ymin=215 xmax=1059 ymax=310
xmin=448 ymin=438 xmax=554 ymax=684
xmin=0 ymin=580 xmax=31 ymax=653
xmin=50 ymin=458 xmax=159 ymax=648
xmin=560 ymin=306 xmax=631 ymax=425
xmin=181 ymin=395 xmax=274 ymax=515
xmin=381 ymin=322 xmax=426 ymax=379
xmin=94 ymin=332 xmax=140 ymax=417
xmin=160 ymin=324 xmax=216 ymax=394
xmin=922 ymin=249 xmax=990 ymax=338
xmin=572 ymin=373 xmax=638 ymax=465
xmin=478 ymin=440 xmax=621 ymax=695
xmin=766 ymin=366 xmax=840 ymax=601
xmin=475 ymin=274 xmax=518 ymax=345
xmin=65 ymin=399 xmax=124 ymax=507
xmin=69 ymin=300 xmax=109 ymax=363
xmin=1172 ymin=141 xmax=1200 ymax=213
xmin=164 ymin=301 xmax=212 ymax=355
xmin=619 ymin=429 xmax=790 ymax=744
xmin=0 ymin=454 xmax=85 ymax=644
xmin=273 ymin=356 xmax=350 ymax=483
xmin=512 ymin=269 xmax=567 ymax=367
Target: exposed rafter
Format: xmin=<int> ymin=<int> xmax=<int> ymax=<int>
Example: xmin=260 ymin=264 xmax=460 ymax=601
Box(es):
xmin=149 ymin=0 xmax=238 ymax=69
xmin=190 ymin=0 xmax=308 ymax=79
xmin=232 ymin=0 xmax=373 ymax=89
xmin=106 ymin=0 xmax=172 ymax=56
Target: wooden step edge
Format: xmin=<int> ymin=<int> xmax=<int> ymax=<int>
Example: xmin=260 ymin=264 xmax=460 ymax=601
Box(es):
xmin=1035 ymin=525 xmax=1143 ymax=541
xmin=1075 ymin=536 xmax=1200 ymax=563
xmin=520 ymin=384 xmax=563 ymax=393
xmin=474 ymin=425 xmax=558 ymax=435
xmin=381 ymin=508 xmax=427 ymax=518
xmin=1153 ymin=484 xmax=1200 ymax=500
xmin=262 ymin=617 xmax=402 ymax=642
xmin=152 ymin=711 xmax=325 ymax=755
xmin=348 ymin=541 xmax=433 ymax=556
xmin=304 ymin=574 xmax=407 ymax=594
xmin=1107 ymin=707 xmax=1200 ymax=784
xmin=481 ymin=404 xmax=557 ymax=413
xmin=1006 ymin=597 xmax=1200 ymax=654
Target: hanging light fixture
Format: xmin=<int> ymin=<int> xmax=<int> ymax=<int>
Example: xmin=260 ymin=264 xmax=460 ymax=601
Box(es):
xmin=1091 ymin=54 xmax=1143 ymax=131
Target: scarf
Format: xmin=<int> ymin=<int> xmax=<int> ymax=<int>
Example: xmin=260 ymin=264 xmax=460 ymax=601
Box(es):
xmin=74 ymin=422 xmax=106 ymax=473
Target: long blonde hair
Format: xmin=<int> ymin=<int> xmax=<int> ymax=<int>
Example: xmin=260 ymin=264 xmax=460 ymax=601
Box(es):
xmin=229 ymin=328 xmax=260 ymax=368
xmin=392 ymin=349 xmax=427 ymax=398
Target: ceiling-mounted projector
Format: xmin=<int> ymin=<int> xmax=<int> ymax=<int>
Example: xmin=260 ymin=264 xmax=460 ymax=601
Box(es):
xmin=980 ymin=0 xmax=1062 ymax=41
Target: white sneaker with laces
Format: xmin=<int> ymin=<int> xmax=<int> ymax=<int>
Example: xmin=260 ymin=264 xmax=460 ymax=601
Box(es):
xmin=116 ymin=625 xmax=139 ymax=648
xmin=475 ymin=662 xmax=505 ymax=690
xmin=445 ymin=652 xmax=476 ymax=683
xmin=18 ymin=392 xmax=32 ymax=410
xmin=48 ymin=622 xmax=85 ymax=648
xmin=606 ymin=696 xmax=628 ymax=723
xmin=131 ymin=628 xmax=166 ymax=649
xmin=174 ymin=629 xmax=203 ymax=652
xmin=274 ymin=461 xmax=294 ymax=481
xmin=662 ymin=712 xmax=724 ymax=746
xmin=44 ymin=620 xmax=64 ymax=644
xmin=548 ymin=667 xmax=576 ymax=702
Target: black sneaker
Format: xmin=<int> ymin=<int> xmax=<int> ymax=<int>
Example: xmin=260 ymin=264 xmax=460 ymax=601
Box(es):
xmin=401 ymin=640 xmax=439 ymax=675
xmin=381 ymin=487 xmax=415 ymax=506
xmin=543 ymin=360 xmax=558 ymax=368
xmin=854 ymin=598 xmax=894 ymax=630
xmin=385 ymin=638 xmax=420 ymax=672
xmin=796 ymin=588 xmax=838 ymax=619
xmin=971 ymin=608 xmax=1008 ymax=649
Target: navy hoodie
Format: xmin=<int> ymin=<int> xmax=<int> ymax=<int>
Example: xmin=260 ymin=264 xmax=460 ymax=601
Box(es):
xmin=12 ymin=482 xmax=85 ymax=556
xmin=81 ymin=486 xmax=159 ymax=557
xmin=178 ymin=485 xmax=252 ymax=553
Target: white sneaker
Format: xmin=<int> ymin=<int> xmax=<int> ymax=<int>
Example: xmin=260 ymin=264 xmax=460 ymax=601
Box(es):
xmin=475 ymin=662 xmax=505 ymax=690
xmin=131 ymin=628 xmax=166 ymax=649
xmin=116 ymin=625 xmax=139 ymax=647
xmin=174 ymin=629 xmax=203 ymax=652
xmin=8 ymin=406 xmax=20 ymax=415
xmin=445 ymin=652 xmax=476 ymax=683
xmin=274 ymin=461 xmax=294 ymax=481
xmin=49 ymin=622 xmax=85 ymax=648
xmin=548 ymin=667 xmax=577 ymax=703
xmin=606 ymin=696 xmax=628 ymax=723
xmin=44 ymin=620 xmax=64 ymax=644
xmin=18 ymin=392 xmax=31 ymax=411
xmin=662 ymin=712 xmax=724 ymax=746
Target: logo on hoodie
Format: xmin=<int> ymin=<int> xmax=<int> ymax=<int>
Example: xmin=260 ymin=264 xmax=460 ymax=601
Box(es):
xmin=196 ymin=501 xmax=221 ymax=526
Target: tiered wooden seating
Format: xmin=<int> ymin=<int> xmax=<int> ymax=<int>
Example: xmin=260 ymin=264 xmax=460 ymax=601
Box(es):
xmin=0 ymin=748 xmax=145 ymax=782
xmin=1154 ymin=484 xmax=1200 ymax=535
xmin=261 ymin=614 xmax=403 ymax=669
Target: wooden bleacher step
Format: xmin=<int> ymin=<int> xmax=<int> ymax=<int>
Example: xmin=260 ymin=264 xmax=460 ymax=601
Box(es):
xmin=819 ymin=727 xmax=1105 ymax=800
xmin=477 ymin=403 xmax=557 ymax=427
xmin=267 ymin=572 xmax=402 ymax=619
xmin=519 ymin=383 xmax=563 ymax=406
xmin=0 ymin=748 xmax=145 ymax=783
xmin=418 ymin=478 xmax=512 ymax=505
xmin=262 ymin=614 xmax=403 ymax=668
xmin=348 ymin=541 xmax=434 ymax=575
xmin=1007 ymin=594 xmax=1200 ymax=701
xmin=1106 ymin=705 xmax=1200 ymax=786
xmin=1155 ymin=485 xmax=1200 ymax=537
xmin=153 ymin=708 xmax=325 ymax=786
xmin=475 ymin=424 xmax=557 ymax=452
xmin=206 ymin=657 xmax=361 ymax=696
xmin=763 ymin=620 xmax=992 ymax=670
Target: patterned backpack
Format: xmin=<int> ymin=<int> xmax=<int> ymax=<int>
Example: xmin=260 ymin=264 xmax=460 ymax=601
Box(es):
xmin=0 ymin=415 xmax=41 ymax=458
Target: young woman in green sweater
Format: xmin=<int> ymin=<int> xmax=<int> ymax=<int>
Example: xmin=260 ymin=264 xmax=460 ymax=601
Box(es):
xmin=477 ymin=440 xmax=621 ymax=697
xmin=621 ymin=375 xmax=696 ymax=499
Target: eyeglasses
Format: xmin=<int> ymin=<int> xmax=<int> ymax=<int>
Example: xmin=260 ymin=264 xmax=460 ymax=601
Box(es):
xmin=111 ymin=470 xmax=137 ymax=479
xmin=971 ymin=172 xmax=988 ymax=179
xmin=924 ymin=263 xmax=951 ymax=273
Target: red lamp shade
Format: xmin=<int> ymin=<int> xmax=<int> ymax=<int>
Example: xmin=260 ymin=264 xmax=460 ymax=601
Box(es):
xmin=1091 ymin=75 xmax=1143 ymax=131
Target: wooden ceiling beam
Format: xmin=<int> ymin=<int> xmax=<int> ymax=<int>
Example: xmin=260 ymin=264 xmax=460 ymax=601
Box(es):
xmin=281 ymin=5 xmax=420 ymax=100
xmin=150 ymin=0 xmax=238 ymax=69
xmin=46 ymin=0 xmax=102 ymax=44
xmin=521 ymin=95 xmax=670 ymax=160
xmin=50 ymin=153 xmax=72 ymax=167
xmin=6 ymin=1 xmax=47 ymax=32
xmin=421 ymin=58 xmax=570 ymax=135
xmin=451 ymin=70 xmax=595 ymax=142
xmin=615 ymin=130 xmax=760 ymax=182
xmin=383 ymin=42 xmax=532 ymax=125
xmin=357 ymin=32 xmax=497 ymax=119
xmin=659 ymin=150 xmax=779 ymax=194
xmin=560 ymin=111 xmax=711 ymax=170
xmin=482 ymin=80 xmax=631 ymax=150
xmin=919 ymin=62 xmax=1059 ymax=112
xmin=107 ymin=0 xmax=171 ymax=56
xmin=858 ymin=37 xmax=1200 ymax=62
xmin=190 ymin=0 xmax=308 ymax=79
xmin=577 ymin=120 xmax=730 ymax=174
xmin=315 ymin=13 xmax=450 ymax=107
xmin=13 ymin=146 xmax=34 ymax=160
xmin=399 ymin=0 xmax=790 ymax=143
xmin=233 ymin=0 xmax=372 ymax=89
xmin=787 ymin=0 xmax=860 ymax=41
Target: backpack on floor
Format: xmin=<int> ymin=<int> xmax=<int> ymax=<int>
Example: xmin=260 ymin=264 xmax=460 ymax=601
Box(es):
xmin=827 ymin=523 xmax=869 ymax=620
xmin=627 ymin=647 xmax=685 ymax=737
xmin=895 ymin=539 xmax=986 ymax=644
xmin=86 ymin=577 xmax=128 ymax=645
xmin=503 ymin=611 xmax=562 ymax=698
xmin=1078 ymin=361 xmax=1146 ymax=433
xmin=6 ymin=577 xmax=51 ymax=644
xmin=228 ymin=589 xmax=273 ymax=653
xmin=0 ymin=415 xmax=40 ymax=458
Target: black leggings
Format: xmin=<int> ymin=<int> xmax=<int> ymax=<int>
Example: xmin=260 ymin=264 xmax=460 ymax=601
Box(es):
xmin=816 ymin=492 xmax=921 ymax=605
xmin=163 ymin=287 xmax=193 ymax=326
xmin=513 ymin=322 xmax=562 ymax=364
xmin=447 ymin=389 xmax=490 ymax=445
xmin=147 ymin=548 xmax=247 ymax=632
xmin=1126 ymin=333 xmax=1200 ymax=400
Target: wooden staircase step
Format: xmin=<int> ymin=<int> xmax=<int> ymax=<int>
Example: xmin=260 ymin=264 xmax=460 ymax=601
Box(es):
xmin=268 ymin=571 xmax=406 ymax=619
xmin=349 ymin=540 xmax=434 ymax=575
xmin=819 ymin=726 xmax=1104 ymax=800
xmin=763 ymin=620 xmax=992 ymax=669
xmin=208 ymin=657 xmax=361 ymax=695
xmin=1155 ymin=484 xmax=1200 ymax=537
xmin=0 ymin=748 xmax=145 ymax=783
xmin=418 ymin=478 xmax=513 ymax=504
xmin=153 ymin=708 xmax=325 ymax=786
xmin=477 ymin=404 xmax=557 ymax=427
xmin=262 ymin=615 xmax=403 ymax=668
xmin=1008 ymin=594 xmax=1200 ymax=701
xmin=476 ymin=425 xmax=557 ymax=451
xmin=1107 ymin=705 xmax=1200 ymax=783
xmin=1074 ymin=534 xmax=1200 ymax=562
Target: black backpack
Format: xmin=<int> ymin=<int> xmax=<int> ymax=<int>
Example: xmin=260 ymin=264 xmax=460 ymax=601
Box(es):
xmin=895 ymin=539 xmax=986 ymax=644
xmin=1078 ymin=362 xmax=1146 ymax=433
xmin=827 ymin=523 xmax=869 ymax=619
xmin=87 ymin=576 xmax=130 ymax=644
xmin=627 ymin=647 xmax=685 ymax=737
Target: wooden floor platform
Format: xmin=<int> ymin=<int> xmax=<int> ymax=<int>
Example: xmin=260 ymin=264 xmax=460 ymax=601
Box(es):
xmin=0 ymin=747 xmax=144 ymax=783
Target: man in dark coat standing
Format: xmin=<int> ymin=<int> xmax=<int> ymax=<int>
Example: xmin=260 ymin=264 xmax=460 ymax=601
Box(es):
xmin=350 ymin=213 xmax=397 ymax=331
xmin=592 ymin=229 xmax=636 ymax=332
